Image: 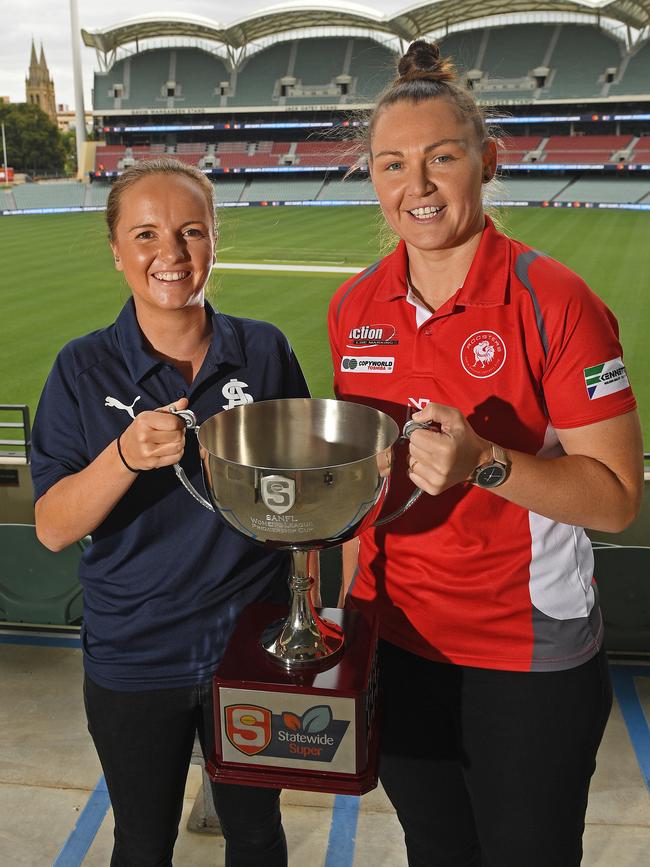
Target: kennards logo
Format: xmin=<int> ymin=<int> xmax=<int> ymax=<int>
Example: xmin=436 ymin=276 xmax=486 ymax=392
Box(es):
xmin=347 ymin=323 xmax=398 ymax=348
xmin=584 ymin=358 xmax=630 ymax=399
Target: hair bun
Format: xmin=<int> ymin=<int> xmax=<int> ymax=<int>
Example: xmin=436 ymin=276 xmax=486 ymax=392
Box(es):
xmin=397 ymin=40 xmax=456 ymax=84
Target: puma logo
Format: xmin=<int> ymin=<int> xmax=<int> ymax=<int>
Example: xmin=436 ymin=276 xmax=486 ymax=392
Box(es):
xmin=105 ymin=395 xmax=141 ymax=419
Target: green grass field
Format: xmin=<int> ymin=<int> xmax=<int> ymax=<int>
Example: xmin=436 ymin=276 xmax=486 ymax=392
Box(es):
xmin=2 ymin=206 xmax=648 ymax=447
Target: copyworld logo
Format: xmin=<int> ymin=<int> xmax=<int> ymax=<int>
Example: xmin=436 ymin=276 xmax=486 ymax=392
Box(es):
xmin=341 ymin=356 xmax=395 ymax=374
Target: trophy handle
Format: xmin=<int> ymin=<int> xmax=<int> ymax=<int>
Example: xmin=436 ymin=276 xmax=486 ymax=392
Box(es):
xmin=170 ymin=408 xmax=215 ymax=513
xmin=372 ymin=420 xmax=435 ymax=528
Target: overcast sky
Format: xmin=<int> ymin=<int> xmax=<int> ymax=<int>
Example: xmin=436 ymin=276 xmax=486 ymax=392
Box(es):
xmin=1 ymin=0 xmax=405 ymax=109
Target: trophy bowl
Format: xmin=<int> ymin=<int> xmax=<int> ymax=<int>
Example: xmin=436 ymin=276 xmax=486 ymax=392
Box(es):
xmin=174 ymin=398 xmax=423 ymax=668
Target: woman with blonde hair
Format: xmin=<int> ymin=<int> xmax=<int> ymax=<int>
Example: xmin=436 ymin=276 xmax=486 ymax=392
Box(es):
xmin=32 ymin=158 xmax=309 ymax=866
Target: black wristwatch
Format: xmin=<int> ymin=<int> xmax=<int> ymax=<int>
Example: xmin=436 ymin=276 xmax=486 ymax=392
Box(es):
xmin=473 ymin=443 xmax=510 ymax=489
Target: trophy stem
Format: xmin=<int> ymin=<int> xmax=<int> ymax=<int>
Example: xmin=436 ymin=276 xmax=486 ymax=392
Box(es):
xmin=261 ymin=549 xmax=345 ymax=668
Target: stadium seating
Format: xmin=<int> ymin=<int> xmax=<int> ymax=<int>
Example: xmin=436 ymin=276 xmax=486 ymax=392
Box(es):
xmin=294 ymin=139 xmax=361 ymax=167
xmin=212 ymin=179 xmax=246 ymax=203
xmin=174 ymin=49 xmax=230 ymax=107
xmin=479 ymin=25 xmax=554 ymax=80
xmin=0 ymin=524 xmax=86 ymax=625
xmin=12 ymin=183 xmax=86 ymax=210
xmin=231 ymin=42 xmax=293 ymax=106
xmin=608 ymin=40 xmax=650 ymax=96
xmin=498 ymin=136 xmax=543 ymax=165
xmin=543 ymin=135 xmax=632 ymax=164
xmin=348 ymin=38 xmax=396 ymax=102
xmin=241 ymin=179 xmax=325 ymax=202
xmin=437 ymin=29 xmax=484 ymax=76
xmin=317 ymin=177 xmax=376 ymax=201
xmin=540 ymin=25 xmax=621 ymax=99
xmin=496 ymin=177 xmax=572 ymax=202
xmin=292 ymin=37 xmax=349 ymax=86
xmin=631 ymin=137 xmax=650 ymax=163
xmin=94 ymin=48 xmax=229 ymax=111
xmin=87 ymin=183 xmax=111 ymax=207
xmin=554 ymin=177 xmax=650 ymax=204
xmin=94 ymin=147 xmax=125 ymax=172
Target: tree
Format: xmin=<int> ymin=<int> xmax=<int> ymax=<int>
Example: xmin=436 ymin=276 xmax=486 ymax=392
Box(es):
xmin=0 ymin=102 xmax=66 ymax=176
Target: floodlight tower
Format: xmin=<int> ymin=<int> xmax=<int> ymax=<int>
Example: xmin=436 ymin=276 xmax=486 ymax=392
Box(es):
xmin=69 ymin=0 xmax=87 ymax=176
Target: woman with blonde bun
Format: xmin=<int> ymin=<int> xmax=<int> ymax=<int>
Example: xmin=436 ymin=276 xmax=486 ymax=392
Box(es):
xmin=329 ymin=41 xmax=642 ymax=867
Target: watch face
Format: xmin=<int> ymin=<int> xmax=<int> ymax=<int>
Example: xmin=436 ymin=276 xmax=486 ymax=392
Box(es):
xmin=476 ymin=463 xmax=507 ymax=488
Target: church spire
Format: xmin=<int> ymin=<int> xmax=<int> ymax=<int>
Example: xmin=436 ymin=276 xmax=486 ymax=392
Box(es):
xmin=25 ymin=38 xmax=57 ymax=123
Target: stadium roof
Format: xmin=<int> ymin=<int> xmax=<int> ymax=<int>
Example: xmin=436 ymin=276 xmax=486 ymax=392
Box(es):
xmin=81 ymin=1 xmax=650 ymax=55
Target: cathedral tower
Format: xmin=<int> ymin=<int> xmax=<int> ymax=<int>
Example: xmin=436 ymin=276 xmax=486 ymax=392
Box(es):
xmin=26 ymin=40 xmax=57 ymax=123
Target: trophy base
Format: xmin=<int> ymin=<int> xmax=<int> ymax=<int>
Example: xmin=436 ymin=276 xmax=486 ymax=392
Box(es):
xmin=209 ymin=604 xmax=380 ymax=796
xmin=261 ymin=615 xmax=345 ymax=669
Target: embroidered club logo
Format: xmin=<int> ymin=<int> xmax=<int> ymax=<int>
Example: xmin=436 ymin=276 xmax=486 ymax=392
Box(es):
xmin=261 ymin=475 xmax=296 ymax=515
xmin=225 ymin=705 xmax=272 ymax=756
xmin=104 ymin=394 xmax=141 ymax=419
xmin=225 ymin=703 xmax=349 ymax=762
xmin=583 ymin=358 xmax=630 ymax=400
xmin=346 ymin=323 xmax=398 ymax=348
xmin=460 ymin=331 xmax=506 ymax=379
xmin=222 ymin=378 xmax=253 ymax=410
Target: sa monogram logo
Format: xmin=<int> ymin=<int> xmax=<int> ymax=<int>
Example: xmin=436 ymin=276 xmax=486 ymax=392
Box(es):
xmin=222 ymin=378 xmax=254 ymax=410
xmin=261 ymin=475 xmax=295 ymax=515
xmin=225 ymin=705 xmax=271 ymax=756
xmin=460 ymin=331 xmax=506 ymax=379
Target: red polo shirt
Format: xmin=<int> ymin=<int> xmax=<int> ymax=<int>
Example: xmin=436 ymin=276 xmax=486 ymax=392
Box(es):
xmin=328 ymin=217 xmax=636 ymax=672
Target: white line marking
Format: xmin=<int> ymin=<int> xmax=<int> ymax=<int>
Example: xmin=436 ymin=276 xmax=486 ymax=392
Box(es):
xmin=215 ymin=262 xmax=360 ymax=274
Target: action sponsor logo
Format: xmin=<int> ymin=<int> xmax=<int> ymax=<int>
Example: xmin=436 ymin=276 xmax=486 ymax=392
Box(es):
xmin=225 ymin=704 xmax=349 ymax=763
xmin=222 ymin=378 xmax=254 ymax=410
xmin=341 ymin=356 xmax=395 ymax=374
xmin=346 ymin=323 xmax=398 ymax=348
xmin=583 ymin=358 xmax=630 ymax=400
xmin=460 ymin=331 xmax=506 ymax=379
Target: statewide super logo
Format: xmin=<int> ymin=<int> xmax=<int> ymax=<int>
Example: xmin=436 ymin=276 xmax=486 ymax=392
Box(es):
xmin=341 ymin=356 xmax=395 ymax=374
xmin=460 ymin=331 xmax=506 ymax=379
xmin=225 ymin=704 xmax=349 ymax=762
xmin=347 ymin=323 xmax=398 ymax=348
xmin=584 ymin=358 xmax=630 ymax=400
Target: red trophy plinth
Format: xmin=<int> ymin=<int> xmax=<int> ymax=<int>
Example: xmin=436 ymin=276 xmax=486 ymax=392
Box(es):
xmin=207 ymin=604 xmax=380 ymax=796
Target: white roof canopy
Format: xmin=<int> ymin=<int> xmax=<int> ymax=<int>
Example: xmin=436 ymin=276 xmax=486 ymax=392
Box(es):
xmin=82 ymin=1 xmax=650 ymax=55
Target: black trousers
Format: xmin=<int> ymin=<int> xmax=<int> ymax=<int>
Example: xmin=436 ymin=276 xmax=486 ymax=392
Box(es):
xmin=378 ymin=641 xmax=612 ymax=867
xmin=83 ymin=675 xmax=287 ymax=867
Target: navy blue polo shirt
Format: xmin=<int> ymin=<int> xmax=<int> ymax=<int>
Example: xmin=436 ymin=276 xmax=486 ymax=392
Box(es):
xmin=31 ymin=299 xmax=310 ymax=690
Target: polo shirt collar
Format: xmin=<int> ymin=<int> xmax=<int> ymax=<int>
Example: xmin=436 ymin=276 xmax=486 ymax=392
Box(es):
xmin=114 ymin=297 xmax=246 ymax=384
xmin=374 ymin=215 xmax=510 ymax=308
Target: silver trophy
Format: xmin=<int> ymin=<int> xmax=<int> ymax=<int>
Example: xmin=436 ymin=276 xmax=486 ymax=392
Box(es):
xmin=173 ymin=398 xmax=424 ymax=669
